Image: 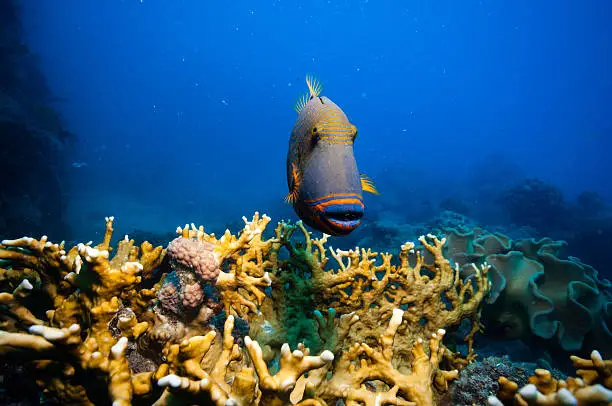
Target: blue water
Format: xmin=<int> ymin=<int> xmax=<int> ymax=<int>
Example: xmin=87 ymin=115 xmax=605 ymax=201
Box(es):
xmin=19 ymin=1 xmax=612 ymax=251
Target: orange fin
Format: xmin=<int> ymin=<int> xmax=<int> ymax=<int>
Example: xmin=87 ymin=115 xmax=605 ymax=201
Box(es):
xmin=285 ymin=163 xmax=301 ymax=203
xmin=306 ymin=74 xmax=323 ymax=98
xmin=360 ymin=174 xmax=380 ymax=195
xmin=285 ymin=189 xmax=299 ymax=204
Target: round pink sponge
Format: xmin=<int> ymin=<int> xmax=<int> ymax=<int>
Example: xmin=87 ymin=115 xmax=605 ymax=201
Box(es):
xmin=159 ymin=282 xmax=181 ymax=315
xmin=181 ymin=282 xmax=204 ymax=309
xmin=167 ymin=237 xmax=220 ymax=282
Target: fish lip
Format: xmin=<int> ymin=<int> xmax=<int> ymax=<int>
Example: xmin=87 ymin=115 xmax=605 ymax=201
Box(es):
xmin=320 ymin=209 xmax=363 ymax=233
xmin=325 ymin=217 xmax=362 ymax=230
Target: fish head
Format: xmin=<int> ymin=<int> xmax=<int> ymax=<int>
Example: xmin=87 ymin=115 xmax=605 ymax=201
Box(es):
xmin=294 ymin=97 xmax=364 ymax=236
xmin=295 ymin=148 xmax=364 ymax=236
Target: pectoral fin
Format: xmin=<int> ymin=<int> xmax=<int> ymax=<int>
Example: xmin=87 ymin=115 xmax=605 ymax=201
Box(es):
xmin=360 ymin=174 xmax=380 ymax=195
xmin=285 ymin=163 xmax=302 ymax=203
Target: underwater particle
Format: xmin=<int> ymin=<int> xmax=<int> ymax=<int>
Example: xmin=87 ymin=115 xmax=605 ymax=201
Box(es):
xmin=220 ymin=99 xmax=229 ymax=106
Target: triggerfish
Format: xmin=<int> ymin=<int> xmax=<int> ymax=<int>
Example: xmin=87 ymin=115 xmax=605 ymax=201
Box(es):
xmin=285 ymin=75 xmax=379 ymax=236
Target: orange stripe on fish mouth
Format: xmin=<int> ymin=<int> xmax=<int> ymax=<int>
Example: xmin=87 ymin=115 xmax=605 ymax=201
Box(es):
xmin=310 ymin=213 xmax=336 ymax=234
xmin=326 ymin=220 xmax=360 ymax=233
xmin=306 ymin=194 xmax=365 ymax=236
xmin=310 ymin=198 xmax=364 ymax=211
xmin=303 ymin=193 xmax=363 ymax=204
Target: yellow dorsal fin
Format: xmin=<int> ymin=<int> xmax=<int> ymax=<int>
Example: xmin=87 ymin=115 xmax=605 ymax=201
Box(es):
xmin=360 ymin=174 xmax=380 ymax=195
xmin=306 ymin=74 xmax=323 ymax=98
xmin=294 ymin=91 xmax=309 ymax=114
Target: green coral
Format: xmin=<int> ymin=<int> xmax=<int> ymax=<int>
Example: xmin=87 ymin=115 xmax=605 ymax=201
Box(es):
xmin=273 ymin=265 xmax=321 ymax=352
xmin=260 ymin=220 xmax=327 ymax=354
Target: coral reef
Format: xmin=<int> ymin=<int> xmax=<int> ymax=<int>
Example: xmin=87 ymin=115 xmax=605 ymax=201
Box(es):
xmin=493 ymin=177 xmax=612 ymax=272
xmin=350 ymin=210 xmax=476 ymax=257
xmin=450 ymin=356 xmax=565 ymax=405
xmin=489 ymin=349 xmax=612 ymax=405
xmin=442 ymin=227 xmax=612 ymax=357
xmin=439 ymin=197 xmax=471 ymax=216
xmin=569 ymin=217 xmax=612 ymax=276
xmin=575 ymin=191 xmax=608 ymax=218
xmin=497 ymin=178 xmax=568 ymax=234
xmin=0 ymin=213 xmax=491 ymax=405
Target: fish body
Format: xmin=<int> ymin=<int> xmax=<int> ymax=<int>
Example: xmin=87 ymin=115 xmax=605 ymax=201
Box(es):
xmin=285 ymin=76 xmax=378 ymax=236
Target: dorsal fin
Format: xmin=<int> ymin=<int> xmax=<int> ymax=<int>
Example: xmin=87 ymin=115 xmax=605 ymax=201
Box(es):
xmin=306 ymin=75 xmax=323 ymax=98
xmin=294 ymin=91 xmax=309 ymax=114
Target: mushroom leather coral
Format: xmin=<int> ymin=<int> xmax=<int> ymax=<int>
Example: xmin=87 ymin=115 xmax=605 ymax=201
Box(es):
xmin=443 ymin=227 xmax=612 ymax=356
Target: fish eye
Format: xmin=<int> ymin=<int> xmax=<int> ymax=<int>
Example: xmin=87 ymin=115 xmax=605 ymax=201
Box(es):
xmin=311 ymin=128 xmax=319 ymax=146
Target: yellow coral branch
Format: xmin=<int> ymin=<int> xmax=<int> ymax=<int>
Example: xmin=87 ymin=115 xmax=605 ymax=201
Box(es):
xmin=245 ymin=335 xmax=334 ymax=398
xmin=157 ymin=315 xmax=259 ymax=406
xmin=0 ymin=279 xmax=43 ymax=326
xmin=109 ymin=337 xmax=132 ymax=406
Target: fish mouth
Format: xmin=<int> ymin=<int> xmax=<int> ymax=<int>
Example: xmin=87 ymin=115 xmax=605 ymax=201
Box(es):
xmin=321 ymin=209 xmax=364 ymax=235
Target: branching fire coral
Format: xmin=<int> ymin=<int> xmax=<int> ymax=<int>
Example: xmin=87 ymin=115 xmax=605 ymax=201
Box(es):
xmin=268 ymin=221 xmax=490 ymax=360
xmin=0 ymin=213 xmax=491 ymax=405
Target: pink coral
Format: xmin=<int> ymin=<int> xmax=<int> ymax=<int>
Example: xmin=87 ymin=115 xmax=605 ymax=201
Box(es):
xmin=167 ymin=237 xmax=220 ymax=282
xmin=159 ymin=282 xmax=181 ymax=315
xmin=181 ymin=282 xmax=204 ymax=309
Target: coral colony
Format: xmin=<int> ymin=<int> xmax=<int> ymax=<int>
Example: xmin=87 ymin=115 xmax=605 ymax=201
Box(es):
xmin=0 ymin=213 xmax=611 ymax=405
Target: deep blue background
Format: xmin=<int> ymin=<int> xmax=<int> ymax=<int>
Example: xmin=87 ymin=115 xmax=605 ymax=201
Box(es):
xmin=20 ymin=0 xmax=612 ymax=241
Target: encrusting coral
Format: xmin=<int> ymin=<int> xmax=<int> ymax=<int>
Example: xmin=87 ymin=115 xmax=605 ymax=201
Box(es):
xmin=0 ymin=213 xmax=492 ymax=405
